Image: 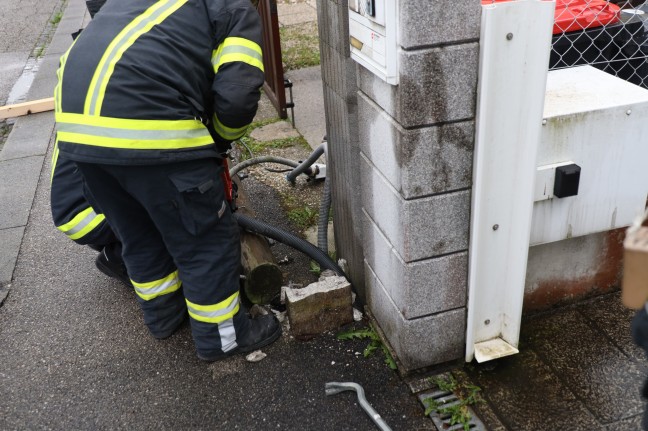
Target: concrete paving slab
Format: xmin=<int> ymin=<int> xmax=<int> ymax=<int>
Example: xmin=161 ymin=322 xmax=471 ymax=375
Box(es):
xmin=250 ymin=120 xmax=300 ymax=141
xmin=0 ymin=226 xmax=25 ymax=286
xmin=44 ymin=0 xmax=89 ymax=56
xmin=278 ymin=3 xmax=317 ymax=26
xmin=0 ymin=112 xmax=55 ymax=161
xmin=0 ymin=155 xmax=46 ymax=230
xmin=285 ymin=66 xmax=326 ymax=149
xmin=25 ymin=53 xmax=60 ymax=101
xmin=579 ymin=292 xmax=647 ymax=363
xmin=522 ymin=309 xmax=645 ymax=424
xmin=469 ymin=349 xmax=603 ymax=431
xmin=46 ymin=24 xmax=79 ymax=57
xmin=256 ymin=91 xmax=282 ymax=122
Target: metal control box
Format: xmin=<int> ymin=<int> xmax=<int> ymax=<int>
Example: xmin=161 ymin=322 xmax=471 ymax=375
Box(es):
xmin=348 ymin=0 xmax=399 ymax=85
xmin=531 ymin=66 xmax=648 ymax=245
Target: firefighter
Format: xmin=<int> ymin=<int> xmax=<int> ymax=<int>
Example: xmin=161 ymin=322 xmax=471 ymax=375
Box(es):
xmin=51 ymin=0 xmax=129 ymax=286
xmin=50 ymin=149 xmax=130 ymax=286
xmin=54 ymin=0 xmax=281 ymax=361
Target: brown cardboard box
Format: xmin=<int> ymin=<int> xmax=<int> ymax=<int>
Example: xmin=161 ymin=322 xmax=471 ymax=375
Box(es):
xmin=622 ymin=226 xmax=648 ymax=309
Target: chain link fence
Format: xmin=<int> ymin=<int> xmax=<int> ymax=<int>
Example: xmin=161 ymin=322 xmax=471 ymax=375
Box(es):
xmin=550 ymin=0 xmax=648 ymax=88
xmin=486 ymin=0 xmax=648 ymax=88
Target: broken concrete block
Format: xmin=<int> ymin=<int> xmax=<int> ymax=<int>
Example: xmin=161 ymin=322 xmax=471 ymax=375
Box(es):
xmin=285 ymin=276 xmax=353 ymax=339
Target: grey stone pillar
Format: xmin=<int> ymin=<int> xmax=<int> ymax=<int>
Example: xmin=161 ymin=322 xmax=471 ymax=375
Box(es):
xmin=316 ymin=0 xmax=366 ymax=299
xmin=357 ymin=1 xmax=482 ymax=371
xmin=318 ymin=0 xmax=482 ymax=370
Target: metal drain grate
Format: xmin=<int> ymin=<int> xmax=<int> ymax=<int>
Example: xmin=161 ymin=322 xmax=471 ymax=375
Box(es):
xmin=418 ymin=389 xmax=487 ymax=431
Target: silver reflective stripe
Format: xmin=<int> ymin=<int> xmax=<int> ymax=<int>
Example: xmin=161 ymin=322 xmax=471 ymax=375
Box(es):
xmin=134 ymin=273 xmax=180 ymax=297
xmin=187 ymin=295 xmax=239 ymax=320
xmin=87 ymin=0 xmax=180 ymax=115
xmin=219 ymin=318 xmax=238 ymax=353
xmin=57 ymin=122 xmax=211 ymax=140
xmin=212 ymin=45 xmax=263 ymax=68
xmin=64 ymin=210 xmax=99 ymax=236
xmin=217 ymin=200 xmax=227 ymax=218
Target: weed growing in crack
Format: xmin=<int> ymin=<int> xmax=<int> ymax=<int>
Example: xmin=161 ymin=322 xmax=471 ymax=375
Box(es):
xmin=287 ymin=205 xmax=317 ymax=229
xmin=51 ymin=12 xmax=63 ymax=25
xmin=234 ymin=118 xmax=309 ymax=161
xmin=337 ymin=325 xmax=397 ymax=370
xmin=309 ymin=260 xmax=321 ymax=276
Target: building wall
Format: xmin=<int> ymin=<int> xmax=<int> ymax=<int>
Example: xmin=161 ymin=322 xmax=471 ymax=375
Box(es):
xmin=316 ymin=0 xmax=366 ymax=299
xmin=317 ymin=0 xmax=482 ymax=371
xmin=317 ymin=1 xmax=627 ymax=372
xmin=524 ymin=229 xmax=625 ymax=312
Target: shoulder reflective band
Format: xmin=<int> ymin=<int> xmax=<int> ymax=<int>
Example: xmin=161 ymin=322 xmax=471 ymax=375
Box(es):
xmin=132 ymin=270 xmax=182 ymax=301
xmin=56 ymin=113 xmax=213 ymax=150
xmin=186 ymin=291 xmax=240 ymax=324
xmin=84 ymin=0 xmax=188 ymax=116
xmin=212 ymin=37 xmax=264 ymax=74
xmin=57 ymin=206 xmax=106 ymax=241
xmin=54 ymin=40 xmax=77 ymax=114
xmin=212 ymin=114 xmax=248 ymax=141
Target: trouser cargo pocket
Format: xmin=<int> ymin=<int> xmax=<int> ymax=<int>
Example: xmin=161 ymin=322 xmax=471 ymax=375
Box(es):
xmin=169 ymin=159 xmax=226 ymax=236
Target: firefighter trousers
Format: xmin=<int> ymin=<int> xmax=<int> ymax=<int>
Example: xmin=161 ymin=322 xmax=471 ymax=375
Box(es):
xmin=51 ymin=153 xmax=117 ymax=247
xmin=75 ymin=158 xmax=250 ymax=357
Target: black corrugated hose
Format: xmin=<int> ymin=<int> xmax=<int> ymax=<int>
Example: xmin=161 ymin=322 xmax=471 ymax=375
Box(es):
xmin=234 ymin=213 xmax=347 ymax=279
xmin=229 ymin=155 xmax=300 ymax=177
xmin=285 ymin=143 xmax=325 ymax=184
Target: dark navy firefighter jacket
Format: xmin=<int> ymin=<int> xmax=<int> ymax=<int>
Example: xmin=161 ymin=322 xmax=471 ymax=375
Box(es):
xmin=54 ymin=0 xmax=264 ymax=165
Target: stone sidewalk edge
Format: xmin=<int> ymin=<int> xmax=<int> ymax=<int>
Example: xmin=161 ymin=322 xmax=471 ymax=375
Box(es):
xmin=0 ymin=0 xmax=87 ymax=302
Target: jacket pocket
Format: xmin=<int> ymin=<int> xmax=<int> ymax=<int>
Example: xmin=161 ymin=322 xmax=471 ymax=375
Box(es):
xmin=169 ymin=161 xmax=226 ymax=236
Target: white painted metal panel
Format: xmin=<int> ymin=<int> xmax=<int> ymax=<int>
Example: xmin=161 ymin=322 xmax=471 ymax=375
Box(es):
xmin=466 ymin=0 xmax=555 ymax=363
xmin=533 ymin=161 xmax=575 ymax=202
xmin=530 ymin=66 xmax=648 ymax=245
xmin=349 ymin=0 xmax=399 ymax=85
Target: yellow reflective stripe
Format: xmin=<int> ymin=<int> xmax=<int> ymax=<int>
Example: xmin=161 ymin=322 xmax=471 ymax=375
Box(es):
xmin=50 ymin=138 xmax=60 ymax=183
xmin=57 ymin=131 xmax=213 ymax=150
xmin=212 ymin=115 xmax=248 ymax=141
xmin=186 ymin=292 xmax=240 ymax=324
xmin=212 ymin=37 xmax=263 ymax=74
xmin=57 ymin=113 xmax=207 ymax=131
xmin=55 ymin=113 xmax=214 ymax=150
xmin=133 ymin=270 xmax=182 ymax=301
xmin=85 ymin=0 xmax=188 ymax=115
xmin=57 ymin=207 xmax=106 ymax=240
xmin=55 ymin=40 xmax=76 ymax=113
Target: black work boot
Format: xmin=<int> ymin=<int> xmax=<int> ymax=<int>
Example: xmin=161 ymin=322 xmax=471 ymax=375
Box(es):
xmin=95 ymin=242 xmax=131 ymax=287
xmin=197 ymin=314 xmax=282 ymax=362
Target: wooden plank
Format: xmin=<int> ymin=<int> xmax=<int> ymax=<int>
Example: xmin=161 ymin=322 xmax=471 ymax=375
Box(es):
xmin=234 ymin=176 xmax=284 ymax=304
xmin=0 ymin=97 xmax=55 ymax=120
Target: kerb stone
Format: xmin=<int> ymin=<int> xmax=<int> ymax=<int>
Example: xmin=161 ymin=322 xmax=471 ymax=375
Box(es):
xmin=286 ymin=276 xmax=353 ymax=338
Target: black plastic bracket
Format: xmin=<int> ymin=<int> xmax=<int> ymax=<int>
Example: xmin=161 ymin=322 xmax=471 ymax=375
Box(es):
xmin=553 ymin=163 xmax=581 ymax=198
xmin=284 ymin=78 xmax=295 ymax=127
